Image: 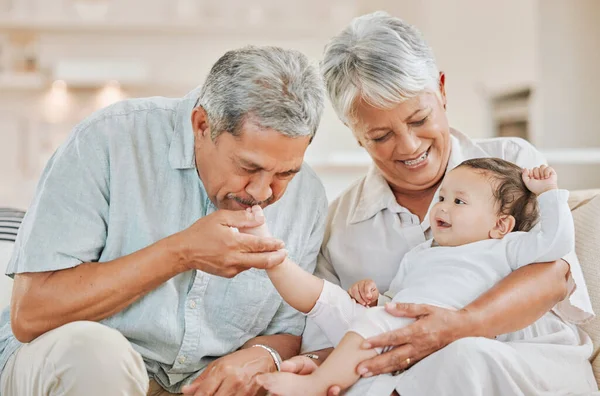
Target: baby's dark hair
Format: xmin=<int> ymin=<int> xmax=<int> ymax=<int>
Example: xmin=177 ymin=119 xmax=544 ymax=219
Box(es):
xmin=457 ymin=158 xmax=539 ymax=232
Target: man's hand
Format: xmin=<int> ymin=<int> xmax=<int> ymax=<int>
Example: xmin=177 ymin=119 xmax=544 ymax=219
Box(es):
xmin=173 ymin=208 xmax=287 ymax=278
xmin=239 ymin=206 xmax=272 ymax=238
xmin=181 ymin=347 xmax=275 ymax=396
xmin=522 ymin=165 xmax=558 ymax=195
xmin=348 ymin=279 xmax=379 ymax=307
xmin=356 ymin=303 xmax=469 ymax=376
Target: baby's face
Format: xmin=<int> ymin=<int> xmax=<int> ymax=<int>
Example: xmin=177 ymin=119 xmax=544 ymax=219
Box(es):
xmin=431 ymin=166 xmax=500 ymax=247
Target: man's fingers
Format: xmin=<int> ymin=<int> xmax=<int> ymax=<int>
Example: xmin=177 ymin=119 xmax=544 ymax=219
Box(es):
xmin=233 ymin=250 xmax=287 ymax=270
xmin=237 ymin=233 xmax=285 ymax=252
xmin=280 ymin=356 xmax=318 ymax=375
xmin=181 ymin=384 xmax=199 ymax=395
xmin=357 ymin=344 xmax=415 ymax=376
xmin=182 ymin=366 xmax=213 ymax=394
xmin=184 ymin=374 xmax=222 ymax=396
xmin=219 ymin=208 xmax=265 ymax=229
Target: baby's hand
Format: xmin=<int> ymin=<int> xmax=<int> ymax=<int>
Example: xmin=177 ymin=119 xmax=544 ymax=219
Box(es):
xmin=522 ymin=165 xmax=558 ymax=195
xmin=348 ymin=279 xmax=379 ymax=307
xmin=238 ymin=205 xmax=272 ymax=237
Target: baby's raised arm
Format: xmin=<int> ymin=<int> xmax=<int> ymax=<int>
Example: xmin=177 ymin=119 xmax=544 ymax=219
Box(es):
xmin=507 ymin=166 xmax=575 ymax=268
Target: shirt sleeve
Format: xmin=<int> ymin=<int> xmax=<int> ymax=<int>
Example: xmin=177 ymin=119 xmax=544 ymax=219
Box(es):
xmin=494 ymin=138 xmax=594 ymax=323
xmin=506 ymin=189 xmax=575 ymax=269
xmin=262 ymin=189 xmax=328 ymax=337
xmin=6 ymin=122 xmax=110 ymax=277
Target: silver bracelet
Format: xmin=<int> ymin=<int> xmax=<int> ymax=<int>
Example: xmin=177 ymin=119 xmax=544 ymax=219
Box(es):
xmin=252 ymin=344 xmax=282 ymax=371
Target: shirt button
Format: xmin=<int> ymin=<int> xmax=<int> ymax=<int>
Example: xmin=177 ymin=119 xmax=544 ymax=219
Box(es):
xmin=178 ymin=355 xmax=186 ymax=364
xmin=189 ymin=300 xmax=197 ymax=309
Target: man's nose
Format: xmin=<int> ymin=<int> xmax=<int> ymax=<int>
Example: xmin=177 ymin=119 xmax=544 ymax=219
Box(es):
xmin=246 ymin=175 xmax=273 ymax=204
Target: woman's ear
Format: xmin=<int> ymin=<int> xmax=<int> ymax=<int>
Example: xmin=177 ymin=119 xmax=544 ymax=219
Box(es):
xmin=489 ymin=215 xmax=516 ymax=239
xmin=439 ymin=72 xmax=447 ymax=110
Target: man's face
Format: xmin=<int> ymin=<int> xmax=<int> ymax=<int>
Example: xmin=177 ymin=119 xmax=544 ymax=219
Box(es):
xmin=192 ymin=107 xmax=310 ymax=211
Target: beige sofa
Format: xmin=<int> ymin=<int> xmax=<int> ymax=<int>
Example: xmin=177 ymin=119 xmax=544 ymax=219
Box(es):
xmin=0 ymin=190 xmax=599 ymax=387
xmin=568 ymin=189 xmax=600 ymax=386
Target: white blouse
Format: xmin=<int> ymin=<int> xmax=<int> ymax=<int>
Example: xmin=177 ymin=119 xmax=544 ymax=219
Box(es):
xmin=302 ymin=129 xmax=594 ymax=352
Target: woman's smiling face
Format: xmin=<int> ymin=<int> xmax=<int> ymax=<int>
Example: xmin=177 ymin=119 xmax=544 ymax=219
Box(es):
xmin=349 ymin=84 xmax=452 ymax=195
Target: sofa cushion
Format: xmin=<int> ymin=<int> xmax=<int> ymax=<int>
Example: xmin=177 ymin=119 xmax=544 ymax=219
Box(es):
xmin=0 ymin=241 xmax=14 ymax=310
xmin=0 ymin=208 xmax=23 ymax=311
xmin=571 ymin=192 xmax=600 ymax=385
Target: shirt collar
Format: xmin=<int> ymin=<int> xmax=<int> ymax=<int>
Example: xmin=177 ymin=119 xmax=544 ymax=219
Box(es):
xmin=349 ymin=128 xmax=488 ymax=225
xmin=168 ymin=88 xmax=202 ymax=170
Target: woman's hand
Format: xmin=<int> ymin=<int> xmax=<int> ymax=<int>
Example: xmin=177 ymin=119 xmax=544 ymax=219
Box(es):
xmin=356 ymin=303 xmax=472 ymax=376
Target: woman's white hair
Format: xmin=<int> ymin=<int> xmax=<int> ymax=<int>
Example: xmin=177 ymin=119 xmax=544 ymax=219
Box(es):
xmin=322 ymin=11 xmax=439 ymax=124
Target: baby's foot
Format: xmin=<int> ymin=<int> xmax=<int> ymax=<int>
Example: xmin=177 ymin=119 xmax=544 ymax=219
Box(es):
xmin=257 ymin=372 xmax=326 ymax=396
xmin=239 ymin=205 xmax=271 ymax=237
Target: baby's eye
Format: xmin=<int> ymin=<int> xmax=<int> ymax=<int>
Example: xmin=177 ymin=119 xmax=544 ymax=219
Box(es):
xmin=454 ymin=198 xmax=466 ymax=205
xmin=438 ymin=196 xmax=445 ymax=202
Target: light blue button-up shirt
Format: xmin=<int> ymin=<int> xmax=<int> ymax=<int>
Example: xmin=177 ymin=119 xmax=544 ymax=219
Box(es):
xmin=0 ymin=91 xmax=328 ymax=393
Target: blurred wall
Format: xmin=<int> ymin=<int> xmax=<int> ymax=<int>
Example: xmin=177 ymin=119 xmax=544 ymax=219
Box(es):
xmin=0 ymin=0 xmax=598 ymax=207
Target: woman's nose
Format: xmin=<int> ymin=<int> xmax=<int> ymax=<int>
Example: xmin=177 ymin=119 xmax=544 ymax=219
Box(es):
xmin=395 ymin=130 xmax=421 ymax=156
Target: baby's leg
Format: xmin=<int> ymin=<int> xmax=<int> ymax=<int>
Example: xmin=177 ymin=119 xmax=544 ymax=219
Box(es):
xmin=260 ymin=307 xmax=415 ymax=395
xmin=307 ymin=279 xmax=368 ymax=346
xmin=259 ymin=331 xmax=377 ymax=396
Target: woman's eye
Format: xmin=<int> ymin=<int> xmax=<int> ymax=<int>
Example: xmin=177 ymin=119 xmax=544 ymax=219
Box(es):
xmin=410 ymin=116 xmax=428 ymax=127
xmin=454 ymin=198 xmax=465 ymax=205
xmin=372 ymin=132 xmax=391 ymax=142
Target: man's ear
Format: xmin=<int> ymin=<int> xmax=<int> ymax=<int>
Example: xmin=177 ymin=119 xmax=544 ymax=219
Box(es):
xmin=489 ymin=215 xmax=516 ymax=239
xmin=191 ymin=106 xmax=210 ymax=139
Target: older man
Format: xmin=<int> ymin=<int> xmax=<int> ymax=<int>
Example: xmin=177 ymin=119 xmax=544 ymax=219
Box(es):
xmin=0 ymin=46 xmax=328 ymax=396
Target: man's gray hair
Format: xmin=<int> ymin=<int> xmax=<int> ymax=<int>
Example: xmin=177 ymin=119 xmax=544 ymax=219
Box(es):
xmin=198 ymin=46 xmax=325 ymax=140
xmin=322 ymin=11 xmax=439 ymax=124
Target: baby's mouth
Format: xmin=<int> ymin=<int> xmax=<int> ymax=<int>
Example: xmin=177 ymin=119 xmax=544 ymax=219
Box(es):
xmin=436 ymin=219 xmax=451 ymax=228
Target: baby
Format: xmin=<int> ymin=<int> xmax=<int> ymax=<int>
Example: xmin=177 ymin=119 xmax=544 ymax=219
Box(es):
xmin=246 ymin=158 xmax=574 ymax=396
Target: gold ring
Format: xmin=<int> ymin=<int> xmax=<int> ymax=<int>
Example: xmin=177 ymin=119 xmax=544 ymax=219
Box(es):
xmin=405 ymin=357 xmax=411 ymax=366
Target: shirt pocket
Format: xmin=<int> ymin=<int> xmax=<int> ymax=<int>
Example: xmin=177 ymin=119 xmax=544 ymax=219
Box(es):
xmin=211 ymin=268 xmax=280 ymax=336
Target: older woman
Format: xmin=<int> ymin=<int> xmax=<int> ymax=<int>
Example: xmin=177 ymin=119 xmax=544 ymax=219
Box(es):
xmin=294 ymin=12 xmax=596 ymax=396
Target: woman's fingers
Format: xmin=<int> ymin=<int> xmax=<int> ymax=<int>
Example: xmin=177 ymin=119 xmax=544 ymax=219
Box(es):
xmin=356 ymin=344 xmax=415 ymax=376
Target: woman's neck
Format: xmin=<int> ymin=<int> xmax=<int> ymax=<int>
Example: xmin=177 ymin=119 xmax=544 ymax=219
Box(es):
xmin=390 ymin=181 xmax=441 ymax=222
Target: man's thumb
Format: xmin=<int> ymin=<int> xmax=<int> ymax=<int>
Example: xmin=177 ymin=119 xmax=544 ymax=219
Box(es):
xmin=220 ymin=209 xmax=264 ymax=228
